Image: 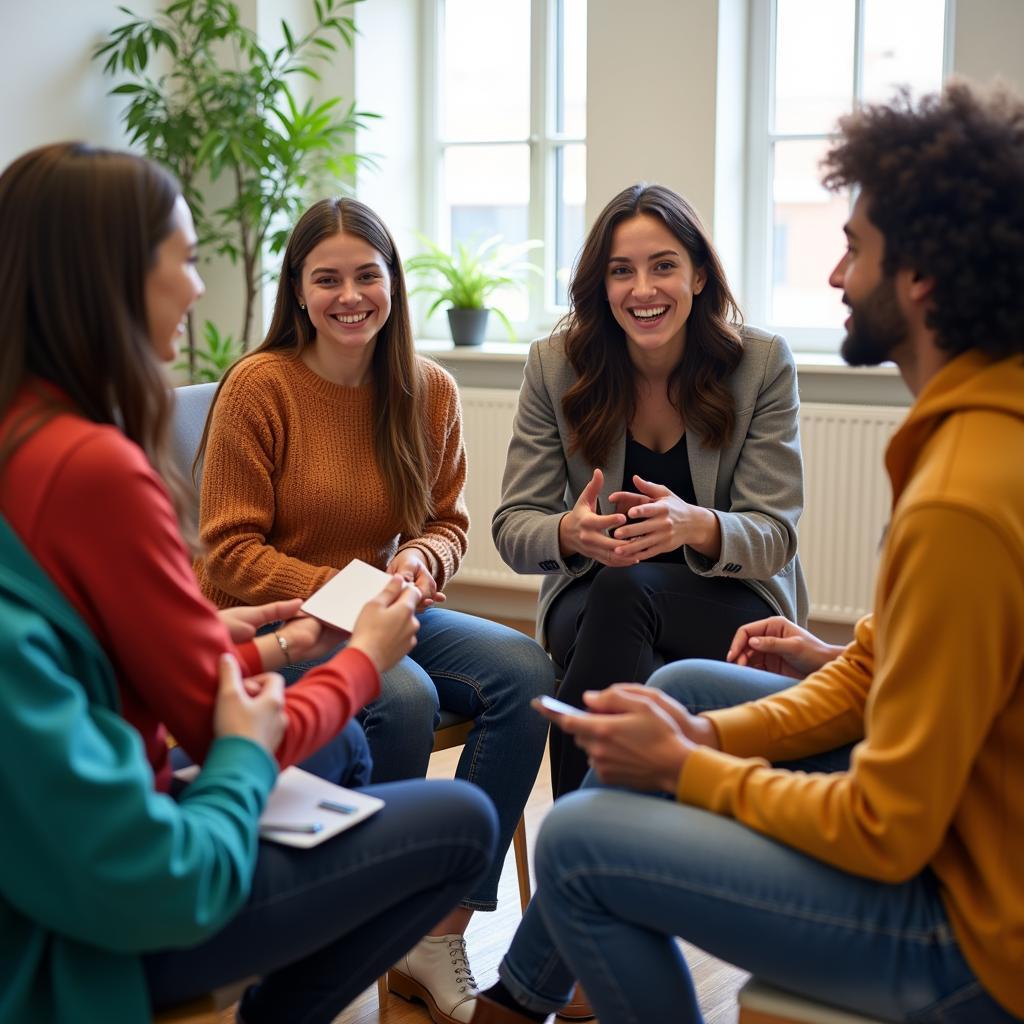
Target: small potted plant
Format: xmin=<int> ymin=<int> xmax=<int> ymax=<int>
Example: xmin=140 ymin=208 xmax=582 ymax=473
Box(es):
xmin=406 ymin=235 xmax=541 ymax=345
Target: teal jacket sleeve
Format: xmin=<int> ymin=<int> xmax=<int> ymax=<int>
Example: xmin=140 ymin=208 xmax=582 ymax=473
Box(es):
xmin=0 ymin=611 xmax=277 ymax=954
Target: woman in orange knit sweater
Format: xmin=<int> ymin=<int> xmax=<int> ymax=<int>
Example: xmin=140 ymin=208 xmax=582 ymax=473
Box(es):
xmin=194 ymin=197 xmax=554 ymax=1024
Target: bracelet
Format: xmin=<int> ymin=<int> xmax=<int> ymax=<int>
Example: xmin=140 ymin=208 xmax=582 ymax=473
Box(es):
xmin=274 ymin=630 xmax=292 ymax=665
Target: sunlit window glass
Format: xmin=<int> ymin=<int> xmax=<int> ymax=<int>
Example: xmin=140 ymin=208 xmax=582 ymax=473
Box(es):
xmin=765 ymin=0 xmax=945 ymax=339
xmin=443 ymin=0 xmax=530 ymax=142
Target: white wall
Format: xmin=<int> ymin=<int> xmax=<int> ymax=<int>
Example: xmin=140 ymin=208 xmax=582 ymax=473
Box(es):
xmin=586 ymin=1 xmax=721 ymax=230
xmin=0 ymin=0 xmax=159 ymax=170
xmin=952 ymin=0 xmax=1024 ymax=91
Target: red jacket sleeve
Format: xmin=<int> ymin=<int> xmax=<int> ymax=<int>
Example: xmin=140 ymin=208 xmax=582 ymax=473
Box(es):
xmin=34 ymin=429 xmax=378 ymax=771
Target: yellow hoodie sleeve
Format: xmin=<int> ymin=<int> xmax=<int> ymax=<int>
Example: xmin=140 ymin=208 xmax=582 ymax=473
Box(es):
xmin=677 ymin=503 xmax=1020 ymax=882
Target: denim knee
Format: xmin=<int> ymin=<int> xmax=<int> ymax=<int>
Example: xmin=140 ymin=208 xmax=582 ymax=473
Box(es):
xmin=648 ymin=658 xmax=793 ymax=715
xmin=297 ymin=718 xmax=373 ymax=787
xmin=497 ymin=632 xmax=556 ymax=704
xmin=369 ymin=661 xmax=441 ymax=731
xmin=646 ymin=659 xmax=719 ymax=704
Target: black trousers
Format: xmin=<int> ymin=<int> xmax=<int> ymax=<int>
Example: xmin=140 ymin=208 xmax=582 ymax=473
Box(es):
xmin=546 ymin=561 xmax=773 ymax=798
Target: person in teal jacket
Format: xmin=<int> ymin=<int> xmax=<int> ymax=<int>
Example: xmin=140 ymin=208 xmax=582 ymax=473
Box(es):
xmin=0 ymin=514 xmax=279 ymax=1023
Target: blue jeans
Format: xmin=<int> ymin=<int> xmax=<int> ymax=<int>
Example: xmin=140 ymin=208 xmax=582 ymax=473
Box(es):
xmin=497 ymin=660 xmax=1019 ymax=1023
xmin=285 ymin=607 xmax=553 ymax=910
xmin=145 ymin=778 xmax=498 ymax=1024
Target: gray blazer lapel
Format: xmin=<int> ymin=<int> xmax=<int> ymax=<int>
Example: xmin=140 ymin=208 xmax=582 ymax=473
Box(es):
xmin=688 ymin=438 xmax=721 ymax=509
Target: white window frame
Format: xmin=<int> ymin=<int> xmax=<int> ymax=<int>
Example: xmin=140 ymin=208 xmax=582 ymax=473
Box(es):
xmin=743 ymin=0 xmax=955 ymax=352
xmin=419 ymin=0 xmax=586 ymax=341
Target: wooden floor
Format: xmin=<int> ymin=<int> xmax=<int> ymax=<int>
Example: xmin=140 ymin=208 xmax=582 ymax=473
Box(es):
xmin=326 ymin=744 xmax=748 ymax=1024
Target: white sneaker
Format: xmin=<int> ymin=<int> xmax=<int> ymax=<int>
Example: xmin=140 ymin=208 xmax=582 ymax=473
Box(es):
xmin=388 ymin=933 xmax=479 ymax=1024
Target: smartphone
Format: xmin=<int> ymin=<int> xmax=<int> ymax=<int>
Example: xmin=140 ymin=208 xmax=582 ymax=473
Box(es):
xmin=533 ymin=694 xmax=589 ymax=718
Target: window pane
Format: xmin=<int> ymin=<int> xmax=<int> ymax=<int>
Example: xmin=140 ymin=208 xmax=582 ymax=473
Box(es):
xmin=771 ymin=139 xmax=849 ymax=329
xmin=774 ymin=0 xmax=854 ymax=134
xmin=556 ymin=0 xmax=587 ymax=137
xmin=862 ymin=0 xmax=945 ymax=104
xmin=554 ymin=143 xmax=586 ymax=306
xmin=444 ymin=144 xmax=531 ymax=321
xmin=443 ymin=0 xmax=530 ymax=141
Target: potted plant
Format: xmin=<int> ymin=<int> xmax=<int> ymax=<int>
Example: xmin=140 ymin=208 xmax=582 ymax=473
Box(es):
xmin=94 ymin=0 xmax=378 ymax=379
xmin=405 ymin=235 xmax=541 ymax=346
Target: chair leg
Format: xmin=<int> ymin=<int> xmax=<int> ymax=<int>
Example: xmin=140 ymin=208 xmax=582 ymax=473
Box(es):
xmin=513 ymin=815 xmax=531 ymax=912
xmin=377 ymin=973 xmax=389 ymax=1006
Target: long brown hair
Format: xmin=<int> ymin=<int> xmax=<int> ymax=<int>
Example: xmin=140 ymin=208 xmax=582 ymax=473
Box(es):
xmin=196 ymin=198 xmax=432 ymax=537
xmin=561 ymin=183 xmax=743 ymax=465
xmin=0 ymin=142 xmax=194 ymax=535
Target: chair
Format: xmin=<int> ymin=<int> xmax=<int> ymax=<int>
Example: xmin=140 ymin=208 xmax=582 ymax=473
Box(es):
xmin=738 ymin=978 xmax=885 ymax=1024
xmin=169 ymin=381 xmax=219 ymax=488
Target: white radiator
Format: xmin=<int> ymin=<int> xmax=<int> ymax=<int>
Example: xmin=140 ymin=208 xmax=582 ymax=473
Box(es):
xmin=458 ymin=388 xmax=906 ymax=624
xmin=798 ymin=402 xmax=904 ymax=623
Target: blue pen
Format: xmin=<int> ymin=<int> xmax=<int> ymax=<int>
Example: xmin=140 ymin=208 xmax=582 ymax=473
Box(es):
xmin=318 ymin=799 xmax=358 ymax=815
xmin=261 ymin=822 xmax=323 ymax=834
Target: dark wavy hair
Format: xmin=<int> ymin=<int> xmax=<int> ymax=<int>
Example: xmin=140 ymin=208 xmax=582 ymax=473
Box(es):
xmin=0 ymin=142 xmax=195 ymax=536
xmin=196 ymin=197 xmax=432 ymax=537
xmin=823 ymin=80 xmax=1024 ymax=359
xmin=559 ymin=184 xmax=743 ymax=466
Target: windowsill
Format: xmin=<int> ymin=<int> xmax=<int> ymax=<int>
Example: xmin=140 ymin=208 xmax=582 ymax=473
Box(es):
xmin=415 ymin=337 xmax=901 ymax=376
xmin=417 ymin=337 xmax=911 ymax=406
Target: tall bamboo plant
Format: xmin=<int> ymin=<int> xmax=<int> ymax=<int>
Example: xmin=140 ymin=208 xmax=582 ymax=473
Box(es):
xmin=95 ymin=0 xmax=377 ymax=377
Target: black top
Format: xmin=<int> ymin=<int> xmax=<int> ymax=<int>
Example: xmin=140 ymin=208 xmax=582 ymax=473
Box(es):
xmin=620 ymin=432 xmax=697 ymax=564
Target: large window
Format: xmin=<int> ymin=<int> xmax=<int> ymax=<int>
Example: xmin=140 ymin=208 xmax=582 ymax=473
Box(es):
xmin=421 ymin=0 xmax=586 ymax=339
xmin=745 ymin=0 xmax=950 ymax=350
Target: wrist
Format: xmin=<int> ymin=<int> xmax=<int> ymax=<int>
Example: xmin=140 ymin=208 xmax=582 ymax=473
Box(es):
xmin=693 ymin=714 xmax=721 ymax=750
xmin=557 ymin=512 xmax=577 ymax=557
xmin=347 ymin=640 xmax=382 ymax=674
xmin=691 ymin=507 xmax=722 ymax=560
xmin=273 ymin=629 xmax=293 ymax=666
xmin=660 ymin=736 xmax=690 ymax=793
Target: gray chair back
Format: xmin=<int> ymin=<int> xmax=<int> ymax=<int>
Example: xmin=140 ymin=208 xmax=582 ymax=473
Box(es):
xmin=170 ymin=382 xmax=218 ymax=513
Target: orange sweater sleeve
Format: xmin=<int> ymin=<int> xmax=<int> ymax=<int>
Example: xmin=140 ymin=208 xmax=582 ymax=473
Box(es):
xmin=677 ymin=504 xmax=1020 ymax=883
xmin=199 ymin=364 xmax=338 ymax=603
xmin=397 ymin=364 xmax=469 ymax=590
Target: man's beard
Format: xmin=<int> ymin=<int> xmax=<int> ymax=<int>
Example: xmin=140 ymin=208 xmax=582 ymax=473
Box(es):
xmin=841 ymin=276 xmax=908 ymax=367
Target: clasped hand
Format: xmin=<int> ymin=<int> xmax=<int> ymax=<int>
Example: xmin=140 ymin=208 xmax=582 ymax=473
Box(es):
xmin=560 ymin=470 xmax=716 ymax=566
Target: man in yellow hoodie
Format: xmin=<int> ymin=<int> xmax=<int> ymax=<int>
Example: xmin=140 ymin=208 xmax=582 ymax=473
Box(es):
xmin=473 ymin=82 xmax=1024 ymax=1024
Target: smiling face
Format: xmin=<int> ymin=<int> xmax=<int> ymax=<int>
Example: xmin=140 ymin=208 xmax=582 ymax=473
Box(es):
xmin=144 ymin=195 xmax=204 ymax=362
xmin=296 ymin=230 xmax=393 ymax=358
xmin=829 ymin=193 xmax=908 ymax=366
xmin=604 ymin=213 xmax=706 ymax=364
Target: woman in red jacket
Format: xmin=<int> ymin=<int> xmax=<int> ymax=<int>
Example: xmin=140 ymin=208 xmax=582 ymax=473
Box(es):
xmin=0 ymin=140 xmax=496 ymax=1024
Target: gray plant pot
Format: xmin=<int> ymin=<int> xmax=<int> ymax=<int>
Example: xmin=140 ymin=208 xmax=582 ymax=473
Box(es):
xmin=447 ymin=307 xmax=489 ymax=346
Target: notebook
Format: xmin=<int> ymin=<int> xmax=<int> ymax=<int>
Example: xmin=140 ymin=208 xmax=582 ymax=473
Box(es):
xmin=174 ymin=764 xmax=384 ymax=848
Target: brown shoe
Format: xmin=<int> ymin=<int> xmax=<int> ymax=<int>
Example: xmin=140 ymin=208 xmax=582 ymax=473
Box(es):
xmin=469 ymin=993 xmax=537 ymax=1023
xmin=555 ymin=983 xmax=595 ymax=1021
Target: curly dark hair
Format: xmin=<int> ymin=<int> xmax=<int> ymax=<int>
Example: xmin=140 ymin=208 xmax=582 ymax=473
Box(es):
xmin=822 ymin=80 xmax=1024 ymax=359
xmin=560 ymin=184 xmax=743 ymax=466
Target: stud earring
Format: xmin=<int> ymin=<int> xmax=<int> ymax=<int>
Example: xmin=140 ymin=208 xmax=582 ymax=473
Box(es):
xmin=299 ymin=302 xmax=306 ymax=310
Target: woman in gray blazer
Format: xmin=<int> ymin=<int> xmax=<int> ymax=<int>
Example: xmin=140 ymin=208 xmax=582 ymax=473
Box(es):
xmin=492 ymin=184 xmax=808 ymax=797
